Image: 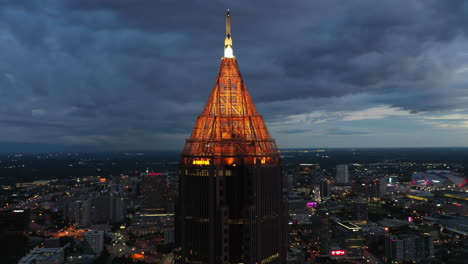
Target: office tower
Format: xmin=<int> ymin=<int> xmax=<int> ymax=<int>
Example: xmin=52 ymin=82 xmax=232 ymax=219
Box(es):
xmin=336 ymin=165 xmax=349 ymax=184
xmin=385 ymin=234 xmax=434 ymax=262
xmin=331 ymin=220 xmax=365 ymax=259
xmin=73 ymin=199 xmax=91 ymax=227
xmin=84 ymin=231 xmax=104 ymax=255
xmin=298 ymin=163 xmax=320 ymax=186
xmin=379 ymin=177 xmax=388 ymax=197
xmin=83 ymin=192 xmax=126 ymax=225
xmin=90 ymin=196 xmax=109 ymax=224
xmin=320 ymin=179 xmax=330 ymax=199
xmin=423 ymin=234 xmax=434 ymax=258
xmin=109 ymin=194 xmax=125 ymax=223
xmin=365 ymin=180 xmax=379 ymax=198
xmin=140 ymin=172 xmax=168 ymax=213
xmin=352 ymin=200 xmax=368 ymax=221
xmin=176 ymin=10 xmax=286 ymax=264
xmin=385 ymin=236 xmax=405 ymax=261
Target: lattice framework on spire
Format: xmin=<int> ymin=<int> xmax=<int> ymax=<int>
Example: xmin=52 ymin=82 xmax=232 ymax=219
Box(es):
xmin=182 ymin=58 xmax=279 ymax=165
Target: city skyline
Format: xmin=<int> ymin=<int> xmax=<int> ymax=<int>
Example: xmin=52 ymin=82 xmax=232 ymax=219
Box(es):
xmin=2 ymin=0 xmax=468 ymax=152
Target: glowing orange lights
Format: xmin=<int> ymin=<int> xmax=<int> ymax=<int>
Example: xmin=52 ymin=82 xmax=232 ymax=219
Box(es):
xmin=99 ymin=178 xmax=107 ymax=182
xmin=183 ymin=58 xmax=280 ymax=165
xmin=192 ymin=159 xmax=211 ymax=165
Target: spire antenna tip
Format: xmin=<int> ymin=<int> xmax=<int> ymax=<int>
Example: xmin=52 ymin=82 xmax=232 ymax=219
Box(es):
xmin=224 ymin=9 xmax=234 ymax=58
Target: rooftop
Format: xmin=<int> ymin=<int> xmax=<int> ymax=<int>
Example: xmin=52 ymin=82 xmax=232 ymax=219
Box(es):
xmin=18 ymin=247 xmax=64 ymax=264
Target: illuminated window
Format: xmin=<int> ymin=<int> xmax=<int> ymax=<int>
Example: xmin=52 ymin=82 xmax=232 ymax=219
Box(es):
xmin=192 ymin=158 xmax=210 ymax=165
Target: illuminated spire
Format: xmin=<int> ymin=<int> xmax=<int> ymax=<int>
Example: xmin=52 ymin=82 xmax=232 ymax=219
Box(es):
xmin=224 ymin=9 xmax=234 ymax=58
xmin=182 ymin=9 xmax=279 ymax=165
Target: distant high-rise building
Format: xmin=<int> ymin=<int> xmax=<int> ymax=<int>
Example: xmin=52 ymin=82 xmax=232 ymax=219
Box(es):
xmin=140 ymin=172 xmax=168 ymax=213
xmin=84 ymin=231 xmax=104 ymax=255
xmin=73 ymin=200 xmax=91 ymax=227
xmin=88 ymin=193 xmax=125 ymax=225
xmin=175 ymin=10 xmax=287 ymax=264
xmin=109 ymin=194 xmax=125 ymax=223
xmin=379 ymin=178 xmax=388 ymax=197
xmin=385 ymin=234 xmax=434 ymax=262
xmin=299 ymin=163 xmax=320 ymax=185
xmin=331 ymin=219 xmax=365 ymax=258
xmin=336 ymin=165 xmax=349 ymax=184
xmin=90 ymin=196 xmax=108 ymax=223
xmin=320 ymin=179 xmax=330 ymax=199
xmin=352 ymin=200 xmax=368 ymax=221
xmin=365 ymin=181 xmax=379 ymax=198
xmin=423 ymin=234 xmax=435 ymax=258
xmin=385 ymin=235 xmax=405 ymax=261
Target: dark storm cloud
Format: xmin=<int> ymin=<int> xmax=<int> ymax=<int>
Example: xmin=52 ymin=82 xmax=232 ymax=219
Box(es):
xmin=268 ymin=1 xmax=468 ymax=113
xmin=0 ymin=0 xmax=467 ymax=150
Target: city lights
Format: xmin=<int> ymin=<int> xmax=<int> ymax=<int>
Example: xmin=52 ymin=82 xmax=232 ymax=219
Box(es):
xmin=330 ymin=250 xmax=346 ymax=256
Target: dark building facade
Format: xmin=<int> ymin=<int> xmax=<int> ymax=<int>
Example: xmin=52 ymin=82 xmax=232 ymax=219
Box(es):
xmin=140 ymin=172 xmax=168 ymax=213
xmin=175 ymin=10 xmax=287 ymax=264
xmin=320 ymin=179 xmax=330 ymax=199
xmin=0 ymin=209 xmax=30 ymax=263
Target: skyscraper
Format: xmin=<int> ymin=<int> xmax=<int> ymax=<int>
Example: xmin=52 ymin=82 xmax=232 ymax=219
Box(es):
xmin=175 ymin=10 xmax=287 ymax=264
xmin=385 ymin=234 xmax=434 ymax=262
xmin=320 ymin=179 xmax=330 ymax=199
xmin=140 ymin=172 xmax=168 ymax=213
xmin=336 ymin=164 xmax=349 ymax=184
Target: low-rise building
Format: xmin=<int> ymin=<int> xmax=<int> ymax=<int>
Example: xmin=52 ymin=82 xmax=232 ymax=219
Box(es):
xmin=18 ymin=247 xmax=65 ymax=264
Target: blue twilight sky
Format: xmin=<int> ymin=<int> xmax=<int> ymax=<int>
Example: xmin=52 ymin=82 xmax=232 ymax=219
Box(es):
xmin=0 ymin=0 xmax=468 ymax=152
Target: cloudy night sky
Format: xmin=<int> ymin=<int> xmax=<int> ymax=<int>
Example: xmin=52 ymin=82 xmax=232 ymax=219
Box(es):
xmin=1 ymin=0 xmax=468 ymax=152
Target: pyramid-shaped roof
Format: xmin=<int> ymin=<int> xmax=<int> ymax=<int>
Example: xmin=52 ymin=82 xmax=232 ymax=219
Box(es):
xmin=183 ymin=58 xmax=278 ymax=158
xmin=182 ymin=11 xmax=279 ymax=165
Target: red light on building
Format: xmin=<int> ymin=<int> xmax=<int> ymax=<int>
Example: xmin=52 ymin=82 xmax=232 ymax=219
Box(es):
xmin=99 ymin=178 xmax=107 ymax=182
xmin=330 ymin=250 xmax=346 ymax=256
xmin=148 ymin=173 xmax=163 ymax=176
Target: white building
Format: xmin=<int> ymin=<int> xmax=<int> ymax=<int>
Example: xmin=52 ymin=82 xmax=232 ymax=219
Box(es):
xmin=84 ymin=230 xmax=104 ymax=255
